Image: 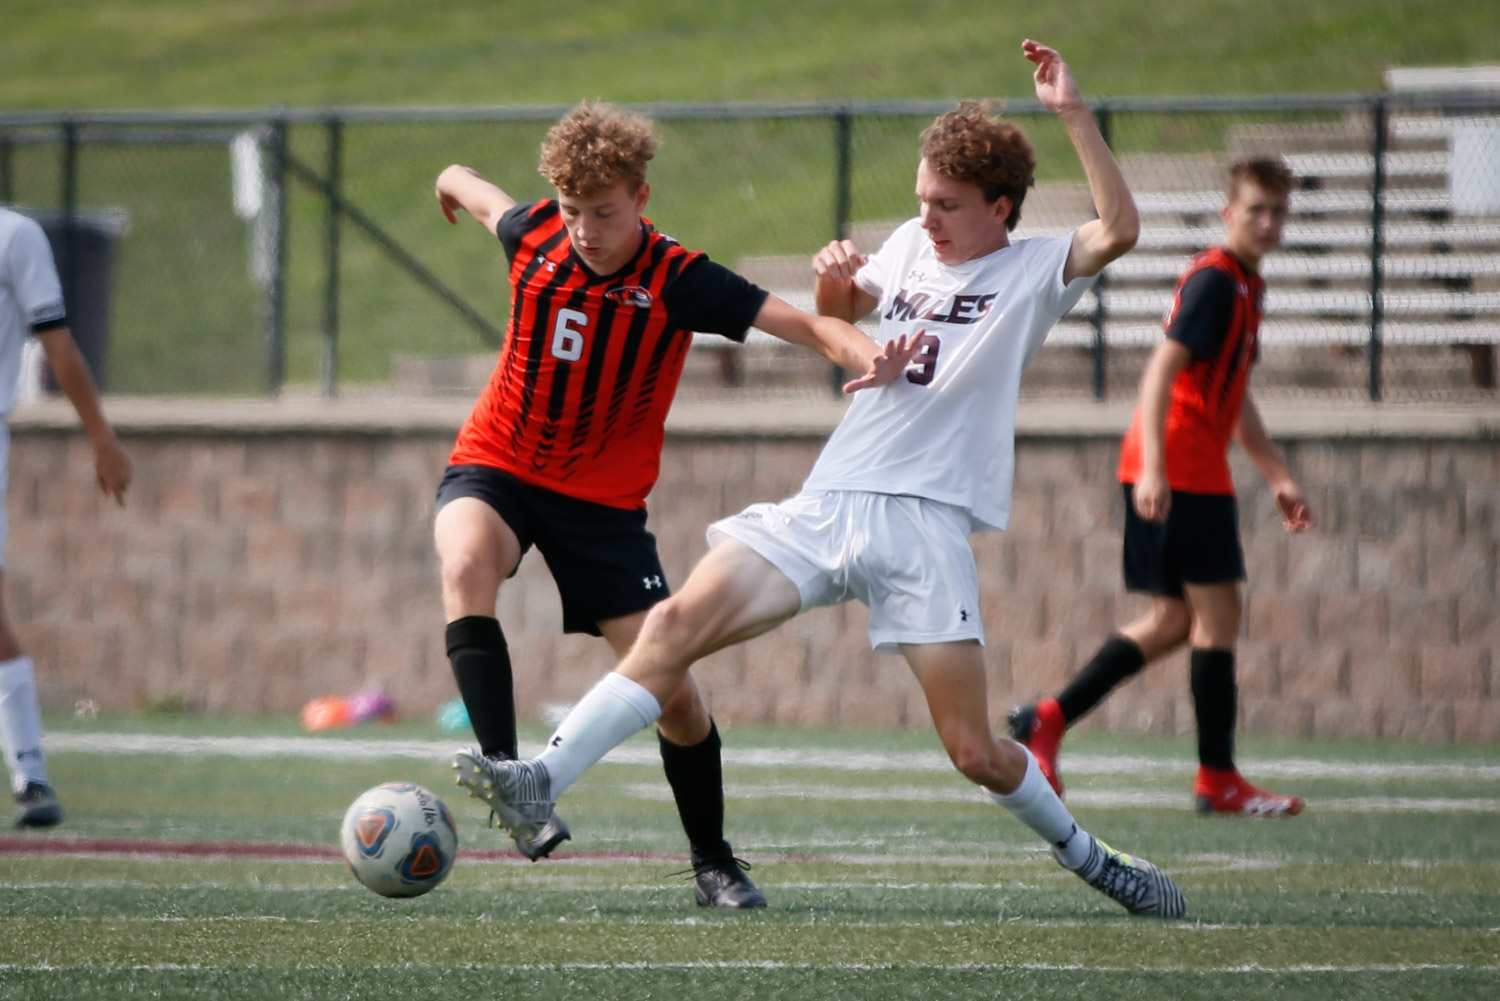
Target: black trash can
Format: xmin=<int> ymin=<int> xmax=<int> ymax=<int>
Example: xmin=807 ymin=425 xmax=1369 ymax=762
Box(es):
xmin=28 ymin=209 xmax=127 ymax=393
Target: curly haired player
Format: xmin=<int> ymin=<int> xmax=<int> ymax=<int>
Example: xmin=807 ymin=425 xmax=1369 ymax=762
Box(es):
xmin=435 ymin=101 xmax=913 ymax=906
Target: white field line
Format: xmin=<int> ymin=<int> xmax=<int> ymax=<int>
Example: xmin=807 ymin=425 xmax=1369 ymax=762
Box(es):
xmin=618 ymin=781 xmax=1500 ymax=814
xmin=1 ymin=915 xmax=1487 ymax=934
xmin=0 ymin=960 xmax=1496 ymax=974
xmin=0 ymin=850 xmax=1458 ymax=891
xmin=43 ymin=732 xmax=1500 ymax=783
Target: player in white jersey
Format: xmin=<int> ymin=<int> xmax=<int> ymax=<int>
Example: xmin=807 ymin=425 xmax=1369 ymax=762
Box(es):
xmin=458 ymin=40 xmax=1186 ymax=918
xmin=0 ymin=206 xmax=132 ymax=826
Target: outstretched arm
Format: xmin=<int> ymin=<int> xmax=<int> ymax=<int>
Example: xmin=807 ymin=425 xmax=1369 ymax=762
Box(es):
xmin=435 ymin=164 xmax=517 ymax=236
xmin=1023 ymin=40 xmax=1139 ymax=284
xmin=35 ymin=328 xmax=131 ymax=505
xmin=1234 ymin=392 xmax=1314 ymax=531
xmin=752 ymin=295 xmax=917 ymax=393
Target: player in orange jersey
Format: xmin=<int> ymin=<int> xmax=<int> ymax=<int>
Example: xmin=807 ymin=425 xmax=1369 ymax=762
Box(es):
xmin=435 ymin=101 xmax=913 ymax=906
xmin=1010 ymin=157 xmax=1314 ymax=818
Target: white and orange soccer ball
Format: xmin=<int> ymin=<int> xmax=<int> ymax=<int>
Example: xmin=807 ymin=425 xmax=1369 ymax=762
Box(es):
xmin=340 ymin=782 xmax=458 ymax=898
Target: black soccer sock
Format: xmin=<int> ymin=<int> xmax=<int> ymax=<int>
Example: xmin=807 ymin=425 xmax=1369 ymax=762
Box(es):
xmin=445 ymin=615 xmax=517 ymax=759
xmin=659 ymin=720 xmax=731 ymax=860
xmin=1190 ymin=648 xmax=1237 ymax=771
xmin=1056 ymin=635 xmax=1147 ymax=725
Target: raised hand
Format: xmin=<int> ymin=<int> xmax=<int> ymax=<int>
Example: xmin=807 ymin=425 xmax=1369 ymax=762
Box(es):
xmin=1022 ymin=39 xmax=1085 ymax=115
xmin=813 ymin=239 xmax=867 ymax=284
xmin=435 ymin=165 xmax=484 ymax=224
xmin=437 ymin=189 xmax=462 ymax=225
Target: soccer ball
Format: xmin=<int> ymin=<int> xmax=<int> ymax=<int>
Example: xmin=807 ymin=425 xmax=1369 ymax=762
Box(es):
xmin=340 ymin=782 xmax=458 ymax=898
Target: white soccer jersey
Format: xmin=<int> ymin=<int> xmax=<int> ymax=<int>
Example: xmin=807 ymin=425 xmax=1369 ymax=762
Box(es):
xmin=0 ymin=209 xmax=66 ymax=417
xmin=803 ymin=218 xmax=1095 ymax=532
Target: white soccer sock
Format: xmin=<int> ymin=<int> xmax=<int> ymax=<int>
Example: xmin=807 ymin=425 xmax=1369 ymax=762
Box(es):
xmin=986 ymin=745 xmax=1092 ymax=870
xmin=536 ymin=672 xmax=661 ymax=794
xmin=0 ymin=656 xmax=48 ymax=793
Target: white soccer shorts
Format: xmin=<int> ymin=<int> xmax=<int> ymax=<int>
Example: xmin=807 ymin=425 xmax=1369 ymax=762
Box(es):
xmin=707 ymin=489 xmax=983 ymax=654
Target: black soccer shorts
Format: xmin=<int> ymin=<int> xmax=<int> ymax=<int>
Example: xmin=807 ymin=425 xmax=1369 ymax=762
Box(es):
xmin=436 ymin=464 xmax=671 ymax=635
xmin=1120 ymin=483 xmax=1245 ymax=598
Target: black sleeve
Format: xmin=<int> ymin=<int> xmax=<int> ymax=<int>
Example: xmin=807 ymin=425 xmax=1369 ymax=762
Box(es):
xmin=1166 ymin=266 xmax=1236 ymax=359
xmin=495 ymin=201 xmax=539 ymax=263
xmin=660 ymin=257 xmax=770 ymax=343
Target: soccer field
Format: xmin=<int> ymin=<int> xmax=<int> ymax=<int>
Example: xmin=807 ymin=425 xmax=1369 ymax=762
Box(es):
xmin=1 ymin=714 xmax=1496 ymax=1000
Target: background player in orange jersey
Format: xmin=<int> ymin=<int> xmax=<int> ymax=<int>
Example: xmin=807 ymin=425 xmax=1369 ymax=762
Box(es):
xmin=433 ymin=101 xmax=914 ymax=906
xmin=1010 ymin=157 xmax=1315 ymax=818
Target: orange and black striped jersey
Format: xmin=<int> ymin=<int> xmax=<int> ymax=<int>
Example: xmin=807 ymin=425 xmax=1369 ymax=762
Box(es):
xmin=450 ymin=200 xmax=767 ymax=509
xmin=1118 ymin=246 xmax=1264 ymax=495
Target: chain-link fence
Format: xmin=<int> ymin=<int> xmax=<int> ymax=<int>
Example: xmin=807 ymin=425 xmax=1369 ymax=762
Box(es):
xmin=3 ymin=91 xmax=1498 ymax=403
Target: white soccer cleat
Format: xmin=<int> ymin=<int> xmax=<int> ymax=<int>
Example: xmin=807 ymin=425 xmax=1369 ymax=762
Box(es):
xmin=1060 ymin=834 xmax=1186 ymax=918
xmin=451 ymin=748 xmax=556 ymax=844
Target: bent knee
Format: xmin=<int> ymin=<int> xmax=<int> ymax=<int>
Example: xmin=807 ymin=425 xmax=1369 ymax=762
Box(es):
xmin=947 ymin=740 xmax=999 ymax=785
xmin=440 ymin=550 xmax=505 ymax=604
xmin=657 ymin=680 xmax=709 ymax=730
xmin=946 ymin=736 xmax=1030 ymax=791
xmin=1159 ymin=606 xmax=1193 ymax=644
xmin=641 ymin=597 xmax=699 ymax=648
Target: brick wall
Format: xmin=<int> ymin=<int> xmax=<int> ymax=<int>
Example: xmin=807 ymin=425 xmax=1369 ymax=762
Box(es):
xmin=6 ymin=402 xmax=1497 ymax=743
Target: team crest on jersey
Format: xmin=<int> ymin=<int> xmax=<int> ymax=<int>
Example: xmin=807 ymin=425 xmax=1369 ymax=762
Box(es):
xmin=606 ymin=285 xmax=654 ymax=308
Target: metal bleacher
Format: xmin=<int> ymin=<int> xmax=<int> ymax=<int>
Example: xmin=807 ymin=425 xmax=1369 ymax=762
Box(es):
xmin=714 ymin=102 xmax=1500 ymax=399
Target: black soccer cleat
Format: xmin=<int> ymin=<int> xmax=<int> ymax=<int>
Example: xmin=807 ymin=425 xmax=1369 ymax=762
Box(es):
xmin=14 ymin=781 xmax=63 ymax=829
xmin=690 ymin=852 xmax=767 ymax=909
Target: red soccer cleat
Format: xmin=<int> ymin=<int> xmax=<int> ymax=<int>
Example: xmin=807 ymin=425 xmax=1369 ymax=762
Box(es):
xmin=1193 ymin=766 xmax=1305 ymax=817
xmin=1007 ymin=698 xmax=1067 ymax=796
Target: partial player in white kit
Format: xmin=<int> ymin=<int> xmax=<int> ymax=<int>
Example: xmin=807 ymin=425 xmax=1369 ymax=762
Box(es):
xmin=460 ymin=40 xmax=1186 ymax=918
xmin=0 ymin=206 xmax=132 ymax=827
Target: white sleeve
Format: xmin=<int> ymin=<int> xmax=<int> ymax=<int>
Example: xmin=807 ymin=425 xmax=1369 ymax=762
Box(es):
xmin=853 ymin=218 xmax=915 ymax=301
xmin=1022 ymin=234 xmax=1096 ymax=359
xmin=9 ymin=219 xmax=66 ymax=329
xmin=1028 ymin=234 xmax=1095 ymax=318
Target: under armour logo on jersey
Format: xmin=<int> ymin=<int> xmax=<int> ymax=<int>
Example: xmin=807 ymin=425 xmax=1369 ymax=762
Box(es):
xmin=643 ymin=575 xmax=664 ymax=590
xmin=544 ymin=260 xmax=557 ymax=272
xmin=606 ymin=285 xmax=654 ymax=308
xmin=959 ymin=608 xmax=969 ymax=622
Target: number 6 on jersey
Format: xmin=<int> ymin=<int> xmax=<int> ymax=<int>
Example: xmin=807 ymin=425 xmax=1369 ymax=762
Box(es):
xmin=551 ymin=308 xmax=587 ymax=361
